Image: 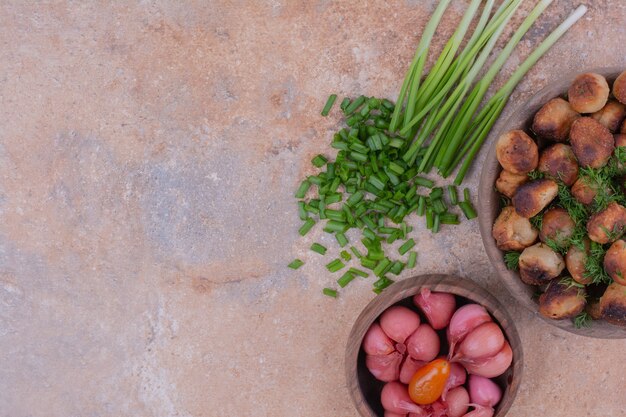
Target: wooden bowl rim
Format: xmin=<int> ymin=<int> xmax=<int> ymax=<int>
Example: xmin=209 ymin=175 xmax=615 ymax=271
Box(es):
xmin=477 ymin=66 xmax=626 ymax=339
xmin=345 ymin=274 xmax=523 ymax=417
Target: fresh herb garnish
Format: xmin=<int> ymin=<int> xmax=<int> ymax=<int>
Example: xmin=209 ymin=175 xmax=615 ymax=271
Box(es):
xmin=583 ymin=241 xmax=612 ymax=285
xmin=504 ymin=251 xmax=521 ymax=271
xmin=573 ymin=311 xmax=592 ymax=328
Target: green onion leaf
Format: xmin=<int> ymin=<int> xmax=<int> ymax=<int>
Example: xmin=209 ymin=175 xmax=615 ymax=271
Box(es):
xmin=321 ymin=94 xmax=337 ymax=116
xmin=323 ymin=288 xmax=338 ymax=297
xmin=398 ymin=239 xmax=416 ymax=255
xmin=310 ymin=243 xmax=327 ymax=255
xmin=288 ymin=259 xmax=304 ymax=269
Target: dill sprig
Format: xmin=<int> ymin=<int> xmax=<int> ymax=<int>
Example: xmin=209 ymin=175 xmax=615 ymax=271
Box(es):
xmin=583 ymin=241 xmax=612 ymax=285
xmin=527 ymin=169 xmax=545 ymax=180
xmin=559 ymin=276 xmax=585 ymax=290
xmin=504 ymin=251 xmax=520 ymax=271
xmin=557 ymin=184 xmax=589 ymax=224
xmin=578 ymin=166 xmax=619 ymax=211
xmin=529 ymin=213 xmax=543 ymax=231
xmin=573 ymin=311 xmax=592 ymax=328
xmin=568 ymin=226 xmax=587 ymax=250
xmin=543 ymin=235 xmax=568 ymax=255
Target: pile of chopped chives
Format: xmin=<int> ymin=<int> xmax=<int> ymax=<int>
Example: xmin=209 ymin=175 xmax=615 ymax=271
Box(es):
xmin=289 ymin=94 xmax=477 ymax=297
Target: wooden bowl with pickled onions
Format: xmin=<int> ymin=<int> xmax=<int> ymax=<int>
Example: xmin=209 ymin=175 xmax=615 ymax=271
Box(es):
xmin=345 ymin=274 xmax=523 ymax=417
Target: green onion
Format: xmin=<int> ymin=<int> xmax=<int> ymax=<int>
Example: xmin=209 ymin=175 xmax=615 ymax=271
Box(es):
xmin=373 ymin=258 xmax=391 ymax=277
xmin=326 ymin=259 xmax=345 ymax=272
xmin=349 ymin=267 xmax=369 ymax=278
xmin=361 ymin=258 xmax=377 ymax=270
xmin=429 ymin=187 xmax=443 ymax=200
xmin=440 ymin=213 xmax=460 ymax=225
xmin=340 ymin=97 xmax=350 ymax=111
xmin=451 ymin=5 xmax=588 ymax=184
xmin=340 ymin=250 xmax=352 ymax=261
xmin=413 ymin=176 xmax=434 ymax=188
xmin=310 ymin=243 xmax=327 ymax=255
xmin=463 ymin=188 xmax=471 ymax=202
xmin=447 ymin=186 xmax=458 ymax=205
xmin=337 ymin=271 xmax=356 ymax=288
xmin=390 ymin=0 xmax=453 ymax=132
xmin=295 ymin=180 xmax=311 ymax=198
xmin=390 ymin=261 xmax=405 ymax=275
xmin=298 ymin=201 xmax=307 ymax=220
xmin=426 ymin=209 xmax=434 ymax=230
xmin=325 ymin=193 xmax=342 ymax=205
xmin=288 ymin=259 xmax=304 ymax=269
xmin=350 ymin=246 xmax=363 ymax=259
xmin=324 ymin=220 xmax=348 ymax=233
xmin=299 ymin=218 xmax=315 ymax=236
xmin=398 ymin=239 xmax=415 ymax=255
xmin=373 ymin=276 xmax=394 ymax=290
xmin=417 ymin=196 xmax=426 ymax=216
xmin=321 ymin=94 xmax=337 ymax=116
xmin=459 ymin=201 xmax=477 ymax=220
xmin=407 ymin=251 xmax=417 ymax=269
xmin=323 ymin=288 xmax=338 ymax=297
xmin=344 ymin=95 xmax=366 ymax=115
xmin=336 ymin=232 xmax=348 ymax=247
xmin=433 ymin=214 xmax=441 ymax=233
xmin=312 ymin=154 xmax=328 ymax=168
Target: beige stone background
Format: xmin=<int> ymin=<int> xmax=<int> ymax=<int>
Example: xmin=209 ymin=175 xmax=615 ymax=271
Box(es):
xmin=0 ymin=1 xmax=625 ymax=416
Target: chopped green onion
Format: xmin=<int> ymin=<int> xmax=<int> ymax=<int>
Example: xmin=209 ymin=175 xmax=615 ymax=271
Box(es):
xmin=373 ymin=276 xmax=394 ymax=290
xmin=325 ymin=209 xmax=346 ymax=222
xmin=426 ymin=209 xmax=434 ymax=230
xmin=463 ymin=188 xmax=471 ymax=202
xmin=448 ymin=185 xmax=458 ymax=205
xmin=432 ymin=214 xmax=441 ymax=233
xmin=324 ymin=220 xmax=348 ymax=233
xmin=374 ymin=258 xmax=391 ymax=277
xmin=310 ymin=243 xmax=327 ymax=255
xmin=390 ymin=261 xmax=405 ymax=275
xmin=413 ymin=176 xmax=434 ymax=188
xmin=349 ymin=267 xmax=369 ymax=278
xmin=344 ymin=95 xmax=366 ymax=115
xmin=325 ymin=193 xmax=342 ymax=205
xmin=336 ymin=232 xmax=348 ymax=247
xmin=312 ymin=154 xmax=328 ymax=168
xmin=440 ymin=213 xmax=460 ymax=225
xmin=298 ymin=201 xmax=307 ymax=220
xmin=350 ymin=246 xmax=363 ymax=259
xmin=346 ymin=191 xmax=363 ymax=207
xmin=459 ymin=201 xmax=477 ymax=220
xmin=295 ymin=180 xmax=311 ymax=198
xmin=337 ymin=271 xmax=356 ymax=288
xmin=323 ymin=288 xmax=338 ymax=297
xmin=340 ymin=97 xmax=351 ymax=111
xmin=363 ymin=228 xmax=377 ymax=241
xmin=398 ymin=239 xmax=416 ymax=255
xmin=432 ymin=199 xmax=447 ymax=214
xmin=407 ymin=251 xmax=417 ymax=269
xmin=326 ymin=259 xmax=345 ymax=272
xmin=430 ymin=187 xmax=443 ymax=200
xmin=361 ymin=258 xmax=377 ymax=270
xmin=299 ymin=218 xmax=315 ymax=236
xmin=340 ymin=250 xmax=352 ymax=261
xmin=417 ymin=196 xmax=426 ymax=216
xmin=288 ymin=259 xmax=304 ymax=269
xmin=321 ymin=94 xmax=337 ymax=116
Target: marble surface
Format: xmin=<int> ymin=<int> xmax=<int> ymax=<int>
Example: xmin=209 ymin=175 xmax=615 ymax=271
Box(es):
xmin=0 ymin=1 xmax=625 ymax=416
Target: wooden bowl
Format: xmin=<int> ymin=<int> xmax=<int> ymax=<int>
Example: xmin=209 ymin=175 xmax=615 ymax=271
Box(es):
xmin=345 ymin=274 xmax=522 ymax=417
xmin=478 ymin=67 xmax=626 ymax=338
